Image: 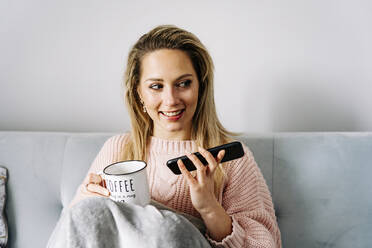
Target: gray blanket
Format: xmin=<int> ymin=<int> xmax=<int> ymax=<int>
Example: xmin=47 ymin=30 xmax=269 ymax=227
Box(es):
xmin=47 ymin=197 xmax=211 ymax=248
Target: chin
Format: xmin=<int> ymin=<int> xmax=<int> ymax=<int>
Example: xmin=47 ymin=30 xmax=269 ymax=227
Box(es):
xmin=161 ymin=122 xmax=187 ymax=132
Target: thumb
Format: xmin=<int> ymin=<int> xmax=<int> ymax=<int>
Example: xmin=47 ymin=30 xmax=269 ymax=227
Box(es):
xmin=216 ymin=149 xmax=225 ymax=163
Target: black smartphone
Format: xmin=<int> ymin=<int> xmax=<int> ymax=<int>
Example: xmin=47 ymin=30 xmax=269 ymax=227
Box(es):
xmin=166 ymin=141 xmax=245 ymax=175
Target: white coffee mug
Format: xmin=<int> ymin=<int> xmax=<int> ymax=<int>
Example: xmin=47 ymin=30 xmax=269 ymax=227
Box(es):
xmin=101 ymin=160 xmax=150 ymax=206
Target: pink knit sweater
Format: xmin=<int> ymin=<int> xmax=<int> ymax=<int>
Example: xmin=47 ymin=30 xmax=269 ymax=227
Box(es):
xmin=71 ymin=134 xmax=282 ymax=247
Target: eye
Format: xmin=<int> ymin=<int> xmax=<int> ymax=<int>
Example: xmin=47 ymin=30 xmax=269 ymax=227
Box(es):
xmin=149 ymin=83 xmax=163 ymax=90
xmin=178 ymin=80 xmax=192 ymax=88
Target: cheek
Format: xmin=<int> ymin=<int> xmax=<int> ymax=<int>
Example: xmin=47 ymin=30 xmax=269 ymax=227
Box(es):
xmin=187 ymin=88 xmax=199 ymax=107
xmin=142 ymin=92 xmax=160 ymax=109
xmin=190 ymin=95 xmax=198 ymax=109
xmin=182 ymin=93 xmax=198 ymax=117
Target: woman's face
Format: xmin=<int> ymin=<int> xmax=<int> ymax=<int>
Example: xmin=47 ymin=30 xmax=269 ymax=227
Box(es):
xmin=137 ymin=49 xmax=199 ymax=140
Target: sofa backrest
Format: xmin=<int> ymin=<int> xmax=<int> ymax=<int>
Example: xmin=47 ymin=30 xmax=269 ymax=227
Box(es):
xmin=242 ymin=133 xmax=372 ymax=247
xmin=0 ymin=132 xmax=113 ymax=248
xmin=0 ymin=132 xmax=371 ymax=247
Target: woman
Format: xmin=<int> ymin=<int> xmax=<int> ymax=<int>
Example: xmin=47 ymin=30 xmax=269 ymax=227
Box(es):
xmin=67 ymin=25 xmax=281 ymax=247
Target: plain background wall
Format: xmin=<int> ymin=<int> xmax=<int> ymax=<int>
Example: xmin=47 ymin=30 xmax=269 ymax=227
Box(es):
xmin=1 ymin=0 xmax=371 ymax=133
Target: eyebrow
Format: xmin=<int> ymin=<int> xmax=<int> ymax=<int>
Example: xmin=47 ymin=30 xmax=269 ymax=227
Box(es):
xmin=144 ymin=73 xmax=193 ymax=83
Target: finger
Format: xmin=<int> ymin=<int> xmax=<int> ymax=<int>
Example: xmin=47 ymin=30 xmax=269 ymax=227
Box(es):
xmin=216 ymin=149 xmax=225 ymax=163
xmin=197 ymin=146 xmax=216 ymax=169
xmin=178 ymin=159 xmax=197 ymax=186
xmin=84 ymin=173 xmax=103 ymax=185
xmin=197 ymin=147 xmax=222 ymax=174
xmin=86 ymin=183 xmax=110 ymax=196
xmin=186 ymin=152 xmax=206 ymax=181
xmin=211 ymin=149 xmax=226 ymax=174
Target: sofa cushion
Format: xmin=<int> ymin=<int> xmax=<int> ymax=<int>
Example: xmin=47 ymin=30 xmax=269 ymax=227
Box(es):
xmin=60 ymin=133 xmax=113 ymax=207
xmin=0 ymin=132 xmax=67 ymax=248
xmin=273 ymin=133 xmax=372 ymax=247
xmin=1 ymin=131 xmax=371 ymax=248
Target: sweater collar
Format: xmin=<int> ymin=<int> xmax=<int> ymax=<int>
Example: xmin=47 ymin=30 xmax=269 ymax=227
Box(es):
xmin=148 ymin=136 xmax=198 ymax=154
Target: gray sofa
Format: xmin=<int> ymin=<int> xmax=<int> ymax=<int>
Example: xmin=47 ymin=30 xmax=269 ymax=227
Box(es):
xmin=0 ymin=131 xmax=371 ymax=247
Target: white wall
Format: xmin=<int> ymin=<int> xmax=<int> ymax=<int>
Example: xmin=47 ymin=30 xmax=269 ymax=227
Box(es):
xmin=1 ymin=0 xmax=371 ymax=133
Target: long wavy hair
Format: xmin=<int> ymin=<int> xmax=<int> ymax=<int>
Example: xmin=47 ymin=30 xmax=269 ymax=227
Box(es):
xmin=122 ymin=25 xmax=237 ymax=196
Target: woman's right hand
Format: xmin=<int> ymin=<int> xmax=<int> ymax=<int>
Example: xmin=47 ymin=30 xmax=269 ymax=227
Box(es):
xmin=84 ymin=173 xmax=110 ymax=197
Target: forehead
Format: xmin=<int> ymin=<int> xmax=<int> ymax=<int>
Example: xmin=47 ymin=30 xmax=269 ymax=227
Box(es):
xmin=140 ymin=49 xmax=196 ymax=81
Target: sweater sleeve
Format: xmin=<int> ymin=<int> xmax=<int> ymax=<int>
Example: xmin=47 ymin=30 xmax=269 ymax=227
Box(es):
xmin=69 ymin=134 xmax=130 ymax=207
xmin=206 ymin=145 xmax=282 ymax=248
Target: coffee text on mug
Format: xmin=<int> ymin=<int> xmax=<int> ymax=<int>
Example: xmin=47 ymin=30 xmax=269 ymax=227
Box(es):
xmin=107 ymin=179 xmax=135 ymax=193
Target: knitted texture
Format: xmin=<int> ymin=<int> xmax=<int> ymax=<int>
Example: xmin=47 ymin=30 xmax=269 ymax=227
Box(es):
xmin=71 ymin=134 xmax=282 ymax=248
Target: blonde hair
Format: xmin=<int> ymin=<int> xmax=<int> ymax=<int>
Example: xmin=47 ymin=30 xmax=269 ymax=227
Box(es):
xmin=123 ymin=25 xmax=237 ymax=196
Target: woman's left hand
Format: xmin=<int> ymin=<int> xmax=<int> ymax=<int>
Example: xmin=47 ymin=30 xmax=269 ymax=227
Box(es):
xmin=177 ymin=146 xmax=225 ymax=215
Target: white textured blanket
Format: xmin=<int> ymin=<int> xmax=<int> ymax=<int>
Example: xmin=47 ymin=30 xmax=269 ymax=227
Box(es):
xmin=47 ymin=197 xmax=211 ymax=248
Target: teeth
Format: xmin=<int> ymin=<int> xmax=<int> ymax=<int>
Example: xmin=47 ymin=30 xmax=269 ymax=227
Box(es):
xmin=162 ymin=110 xmax=182 ymax=116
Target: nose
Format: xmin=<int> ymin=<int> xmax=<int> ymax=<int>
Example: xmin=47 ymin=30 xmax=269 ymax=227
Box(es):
xmin=163 ymin=87 xmax=179 ymax=106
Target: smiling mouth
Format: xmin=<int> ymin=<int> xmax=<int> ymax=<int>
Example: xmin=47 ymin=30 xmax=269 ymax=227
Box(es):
xmin=160 ymin=109 xmax=184 ymax=117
